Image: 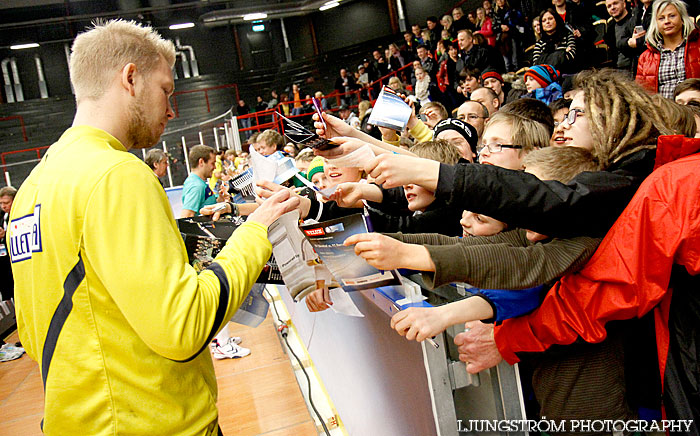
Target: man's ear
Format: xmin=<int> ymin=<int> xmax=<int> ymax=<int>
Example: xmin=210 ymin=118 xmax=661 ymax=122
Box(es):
xmin=120 ymin=63 xmax=138 ymax=97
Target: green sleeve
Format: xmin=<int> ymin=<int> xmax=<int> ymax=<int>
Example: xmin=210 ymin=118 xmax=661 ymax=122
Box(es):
xmin=181 ymin=177 xmax=205 ymax=213
xmin=423 ymin=233 xmax=601 ymax=290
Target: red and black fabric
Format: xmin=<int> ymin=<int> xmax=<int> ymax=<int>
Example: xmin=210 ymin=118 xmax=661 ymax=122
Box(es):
xmin=494 ymin=136 xmax=700 ymax=433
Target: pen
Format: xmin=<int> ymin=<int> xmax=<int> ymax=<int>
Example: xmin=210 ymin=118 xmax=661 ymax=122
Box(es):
xmin=391 ymin=301 xmax=439 ymax=349
xmin=211 ymin=202 xmax=228 ymax=213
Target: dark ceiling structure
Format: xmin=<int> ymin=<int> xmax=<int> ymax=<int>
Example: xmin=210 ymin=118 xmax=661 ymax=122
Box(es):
xmin=0 ymin=0 xmax=353 ymax=47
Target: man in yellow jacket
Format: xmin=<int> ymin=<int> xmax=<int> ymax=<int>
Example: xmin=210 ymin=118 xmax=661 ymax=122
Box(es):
xmin=8 ymin=19 xmax=298 ymax=435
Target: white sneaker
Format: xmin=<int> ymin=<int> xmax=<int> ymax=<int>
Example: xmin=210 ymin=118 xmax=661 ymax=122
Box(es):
xmin=209 ymin=337 xmax=242 ymax=353
xmin=210 ymin=339 xmax=220 ymax=353
xmin=226 ymin=336 xmax=243 ymax=346
xmin=212 ymin=341 xmax=250 ymax=360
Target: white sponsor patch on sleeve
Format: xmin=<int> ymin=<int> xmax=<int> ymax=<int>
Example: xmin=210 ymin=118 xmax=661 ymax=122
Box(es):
xmin=9 ymin=204 xmax=42 ymax=263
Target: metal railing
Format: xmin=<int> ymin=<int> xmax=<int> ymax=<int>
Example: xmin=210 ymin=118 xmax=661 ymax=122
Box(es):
xmin=0 ymin=62 xmax=414 ymax=188
xmin=171 ymin=83 xmax=240 ymax=118
xmin=0 ymin=115 xmax=28 ymax=142
xmin=235 ymin=63 xmax=414 ymax=135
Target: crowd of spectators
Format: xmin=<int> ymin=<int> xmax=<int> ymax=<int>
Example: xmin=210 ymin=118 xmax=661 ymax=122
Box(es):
xmin=194 ymin=1 xmax=700 ymax=430
xmin=234 ymin=0 xmax=700 ymax=148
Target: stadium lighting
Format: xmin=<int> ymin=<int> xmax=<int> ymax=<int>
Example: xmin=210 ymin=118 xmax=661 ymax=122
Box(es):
xmin=319 ymin=1 xmax=340 ymax=11
xmin=243 ymin=13 xmax=268 ymax=21
xmin=10 ymin=43 xmax=39 ymax=50
xmin=169 ymin=23 xmax=195 ymax=30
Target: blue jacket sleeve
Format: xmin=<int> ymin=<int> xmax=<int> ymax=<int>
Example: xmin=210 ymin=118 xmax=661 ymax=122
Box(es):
xmin=474 ymin=285 xmax=547 ymax=323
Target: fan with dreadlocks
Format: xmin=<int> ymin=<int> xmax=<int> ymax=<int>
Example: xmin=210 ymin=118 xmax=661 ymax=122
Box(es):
xmin=572 ymin=69 xmax=695 ymax=169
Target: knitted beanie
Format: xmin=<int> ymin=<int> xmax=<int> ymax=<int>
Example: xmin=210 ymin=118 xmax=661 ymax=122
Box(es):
xmin=433 ymin=118 xmax=479 ymax=155
xmin=524 ymin=64 xmax=560 ymax=88
xmin=480 ymin=68 xmax=504 ymax=84
xmin=306 ymin=156 xmax=325 ymax=181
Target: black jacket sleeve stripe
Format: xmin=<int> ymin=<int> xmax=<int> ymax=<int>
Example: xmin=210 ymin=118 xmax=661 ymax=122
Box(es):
xmin=41 ymin=254 xmax=85 ymax=391
xmin=175 ymin=262 xmax=230 ymax=363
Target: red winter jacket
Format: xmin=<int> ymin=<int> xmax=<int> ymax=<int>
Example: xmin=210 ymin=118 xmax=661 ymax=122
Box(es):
xmin=635 ymin=28 xmax=700 ymax=94
xmin=477 ymin=17 xmax=497 ymax=47
xmin=494 ymin=135 xmax=700 ymax=428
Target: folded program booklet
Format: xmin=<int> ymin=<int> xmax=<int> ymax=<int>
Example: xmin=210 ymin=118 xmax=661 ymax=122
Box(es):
xmin=176 ymin=216 xmax=281 ymax=327
xmin=299 ymin=213 xmax=402 ymax=292
xmin=366 ymin=86 xmax=413 ymax=131
xmin=177 ymin=215 xmax=283 ymax=285
xmin=248 ymin=148 xmax=298 ymax=186
xmin=267 ymin=211 xmax=318 ymax=301
xmin=278 ymin=112 xmax=336 ymax=150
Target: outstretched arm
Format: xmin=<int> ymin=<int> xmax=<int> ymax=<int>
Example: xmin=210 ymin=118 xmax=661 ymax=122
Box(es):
xmin=492 ymin=156 xmax=700 ymax=364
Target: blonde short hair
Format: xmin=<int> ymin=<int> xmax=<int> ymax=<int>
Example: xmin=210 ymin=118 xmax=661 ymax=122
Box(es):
xmin=409 ymin=139 xmax=461 ymax=164
xmin=295 ymin=148 xmax=315 ymax=163
xmin=523 ymin=146 xmax=599 ymax=182
xmin=484 ymin=111 xmax=551 ymax=154
xmin=420 ymin=102 xmax=449 ymax=120
xmin=257 ymin=129 xmax=284 ymax=149
xmin=69 ymin=19 xmax=176 ymax=103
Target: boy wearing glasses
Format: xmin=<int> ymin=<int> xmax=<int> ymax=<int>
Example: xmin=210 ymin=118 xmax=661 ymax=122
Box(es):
xmin=458 ymin=110 xmax=544 ymax=235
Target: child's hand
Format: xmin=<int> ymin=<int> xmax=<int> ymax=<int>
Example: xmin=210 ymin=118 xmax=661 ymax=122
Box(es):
xmin=331 ymin=182 xmax=384 ymax=207
xmin=255 ymin=179 xmax=289 ymax=198
xmin=344 ymin=233 xmax=409 ymax=270
xmin=330 ymin=183 xmax=365 ymax=208
xmin=314 ymin=136 xmax=367 ymax=159
xmin=402 ymin=94 xmax=419 ymax=130
xmin=313 ymin=112 xmax=354 ymax=140
xmin=364 ymin=153 xmax=439 ymax=190
xmin=344 ymin=233 xmax=436 ymax=271
xmin=305 ymin=287 xmax=332 ymax=312
xmin=378 ymin=126 xmax=399 ymax=142
xmin=390 ymin=307 xmax=450 ymax=342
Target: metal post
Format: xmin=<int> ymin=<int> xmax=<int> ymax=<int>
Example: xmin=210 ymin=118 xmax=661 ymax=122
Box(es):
xmin=396 ymin=0 xmax=407 ymax=32
xmin=280 ymin=18 xmax=293 ymax=63
xmin=230 ymin=117 xmax=242 ymax=153
xmin=213 ymin=127 xmax=220 ymax=151
xmin=4 ymin=171 xmax=11 ymax=187
xmin=224 ymin=123 xmax=232 ymax=151
xmin=34 ymin=55 xmax=48 ymax=99
xmin=64 ymin=44 xmax=74 ymax=94
xmin=9 ymin=58 xmax=24 ymax=102
xmin=229 ymin=120 xmax=237 ymax=150
xmin=141 ymin=149 xmax=146 ymax=160
xmin=198 ymin=131 xmax=204 ymax=145
xmin=177 ymin=51 xmax=191 ymax=78
xmin=182 ymin=136 xmax=190 ymax=174
xmin=163 ymin=141 xmax=173 ymax=187
xmin=1 ymin=59 xmax=15 ymax=103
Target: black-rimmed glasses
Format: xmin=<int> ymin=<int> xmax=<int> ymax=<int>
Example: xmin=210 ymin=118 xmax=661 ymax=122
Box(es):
xmin=563 ymin=108 xmax=585 ymax=126
xmin=477 ymin=143 xmax=524 ymax=154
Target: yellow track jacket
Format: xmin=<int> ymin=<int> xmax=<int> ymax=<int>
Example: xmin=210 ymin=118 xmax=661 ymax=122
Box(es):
xmin=9 ymin=126 xmax=272 ymax=435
